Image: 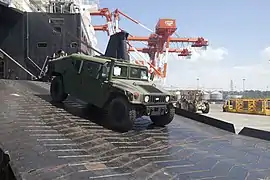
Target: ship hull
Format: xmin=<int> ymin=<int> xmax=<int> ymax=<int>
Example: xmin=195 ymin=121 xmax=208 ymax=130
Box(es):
xmin=0 ymin=4 xmax=83 ymax=80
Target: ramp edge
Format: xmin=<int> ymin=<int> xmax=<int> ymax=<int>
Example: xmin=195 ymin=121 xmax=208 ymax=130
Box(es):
xmin=238 ymin=127 xmax=270 ymax=141
xmin=175 ymin=109 xmax=236 ymax=133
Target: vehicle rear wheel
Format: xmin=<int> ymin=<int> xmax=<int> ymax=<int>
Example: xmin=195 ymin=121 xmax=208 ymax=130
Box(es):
xmin=50 ymin=76 xmax=68 ymax=103
xmin=202 ymin=102 xmax=210 ymax=114
xmin=106 ymin=97 xmax=136 ymax=132
xmin=150 ymin=104 xmax=175 ymax=126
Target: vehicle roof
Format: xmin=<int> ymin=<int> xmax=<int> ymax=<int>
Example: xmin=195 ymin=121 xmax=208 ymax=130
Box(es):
xmin=62 ymin=53 xmax=147 ymax=68
xmin=69 ymin=53 xmax=110 ymax=64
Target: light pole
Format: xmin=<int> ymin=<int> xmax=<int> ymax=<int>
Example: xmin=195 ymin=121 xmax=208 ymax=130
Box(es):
xmin=196 ymin=78 xmax=199 ymax=90
xmin=242 ymin=78 xmax=246 ymax=92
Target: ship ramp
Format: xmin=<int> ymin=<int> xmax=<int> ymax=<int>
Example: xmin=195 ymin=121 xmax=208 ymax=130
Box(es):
xmin=0 ymin=80 xmax=270 ymax=180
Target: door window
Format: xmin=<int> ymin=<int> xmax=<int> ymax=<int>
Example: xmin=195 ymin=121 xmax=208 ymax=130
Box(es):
xmin=83 ymin=61 xmax=101 ymax=78
xmin=0 ymin=61 xmax=4 ymax=78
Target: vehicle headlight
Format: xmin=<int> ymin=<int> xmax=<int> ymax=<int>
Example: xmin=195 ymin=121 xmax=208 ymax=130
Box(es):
xmin=165 ymin=96 xmax=170 ymax=102
xmin=144 ymin=95 xmax=150 ymax=103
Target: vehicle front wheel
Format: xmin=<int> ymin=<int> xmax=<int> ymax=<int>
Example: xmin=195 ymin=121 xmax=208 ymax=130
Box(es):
xmin=150 ymin=104 xmax=175 ymax=126
xmin=106 ymin=97 xmax=136 ymax=132
xmin=50 ymin=76 xmax=68 ymax=103
xmin=202 ymin=102 xmax=210 ymax=114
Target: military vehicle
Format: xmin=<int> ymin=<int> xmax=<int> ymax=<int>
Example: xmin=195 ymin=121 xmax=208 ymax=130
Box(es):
xmin=47 ymin=53 xmax=177 ymax=132
xmin=175 ymin=90 xmax=210 ymax=114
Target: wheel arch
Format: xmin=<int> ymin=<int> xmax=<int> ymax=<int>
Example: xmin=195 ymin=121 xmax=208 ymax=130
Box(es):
xmin=103 ymin=89 xmax=129 ymax=108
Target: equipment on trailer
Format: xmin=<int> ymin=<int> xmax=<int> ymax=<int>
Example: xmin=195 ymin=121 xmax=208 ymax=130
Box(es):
xmin=175 ymin=90 xmax=210 ymax=114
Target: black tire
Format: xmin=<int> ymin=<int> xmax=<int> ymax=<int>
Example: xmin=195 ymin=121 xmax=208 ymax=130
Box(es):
xmin=50 ymin=76 xmax=68 ymax=103
xmin=106 ymin=96 xmax=136 ymax=132
xmin=150 ymin=104 xmax=175 ymax=126
xmin=202 ymin=102 xmax=210 ymax=114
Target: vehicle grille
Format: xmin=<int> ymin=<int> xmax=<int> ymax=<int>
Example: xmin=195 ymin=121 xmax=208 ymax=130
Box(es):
xmin=139 ymin=85 xmax=163 ymax=93
xmin=149 ymin=95 xmax=166 ymax=103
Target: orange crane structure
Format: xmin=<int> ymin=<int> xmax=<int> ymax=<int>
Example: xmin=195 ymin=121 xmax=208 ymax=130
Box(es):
xmin=90 ymin=8 xmax=208 ymax=84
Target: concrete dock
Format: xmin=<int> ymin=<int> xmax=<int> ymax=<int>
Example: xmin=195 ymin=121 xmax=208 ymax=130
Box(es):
xmin=206 ymin=104 xmax=270 ymax=133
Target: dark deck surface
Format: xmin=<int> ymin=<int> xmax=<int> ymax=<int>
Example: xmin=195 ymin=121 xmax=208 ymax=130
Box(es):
xmin=0 ymin=80 xmax=270 ymax=180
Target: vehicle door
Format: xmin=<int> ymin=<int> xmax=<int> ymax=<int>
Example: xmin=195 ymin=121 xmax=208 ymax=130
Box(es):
xmin=80 ymin=61 xmax=109 ymax=107
xmin=62 ymin=58 xmax=83 ymax=97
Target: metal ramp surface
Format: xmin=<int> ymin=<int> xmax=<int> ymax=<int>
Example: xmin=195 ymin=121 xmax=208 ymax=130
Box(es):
xmin=0 ymin=80 xmax=270 ymax=180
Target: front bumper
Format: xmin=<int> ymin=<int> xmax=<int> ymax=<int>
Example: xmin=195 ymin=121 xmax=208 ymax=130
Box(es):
xmin=145 ymin=105 xmax=167 ymax=116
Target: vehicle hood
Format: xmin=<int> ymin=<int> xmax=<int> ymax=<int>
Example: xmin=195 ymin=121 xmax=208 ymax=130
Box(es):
xmin=110 ymin=79 xmax=169 ymax=95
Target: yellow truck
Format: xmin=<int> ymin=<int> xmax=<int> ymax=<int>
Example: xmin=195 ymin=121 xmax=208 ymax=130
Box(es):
xmin=223 ymin=98 xmax=270 ymax=115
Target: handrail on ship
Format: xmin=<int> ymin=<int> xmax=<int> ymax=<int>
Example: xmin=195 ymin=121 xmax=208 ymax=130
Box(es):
xmin=81 ymin=13 xmax=93 ymax=55
xmin=0 ymin=49 xmax=37 ymax=79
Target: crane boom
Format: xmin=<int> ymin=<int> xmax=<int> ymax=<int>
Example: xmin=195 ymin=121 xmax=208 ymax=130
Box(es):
xmin=89 ymin=7 xmax=209 ymax=85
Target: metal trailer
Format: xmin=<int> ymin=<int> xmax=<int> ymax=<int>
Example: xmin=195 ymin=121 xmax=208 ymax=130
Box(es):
xmin=175 ymin=90 xmax=210 ymax=113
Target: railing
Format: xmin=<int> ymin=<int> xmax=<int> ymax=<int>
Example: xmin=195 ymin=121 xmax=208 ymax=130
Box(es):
xmin=77 ymin=1 xmax=99 ymax=55
xmin=9 ymin=0 xmax=24 ymax=10
xmin=80 ymin=13 xmax=93 ymax=55
xmin=0 ymin=49 xmax=37 ymax=79
xmin=0 ymin=0 xmax=10 ymax=5
xmin=27 ymin=0 xmax=46 ymax=12
xmin=6 ymin=0 xmax=39 ymax=12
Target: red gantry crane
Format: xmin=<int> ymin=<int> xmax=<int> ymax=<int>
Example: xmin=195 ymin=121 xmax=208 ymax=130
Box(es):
xmin=90 ymin=8 xmax=208 ymax=84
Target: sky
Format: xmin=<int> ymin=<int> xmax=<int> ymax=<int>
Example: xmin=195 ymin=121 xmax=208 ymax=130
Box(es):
xmin=90 ymin=0 xmax=270 ymax=91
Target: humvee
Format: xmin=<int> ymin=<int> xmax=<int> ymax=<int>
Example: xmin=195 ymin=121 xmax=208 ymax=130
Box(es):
xmin=47 ymin=53 xmax=177 ymax=132
xmin=175 ymin=90 xmax=210 ymax=114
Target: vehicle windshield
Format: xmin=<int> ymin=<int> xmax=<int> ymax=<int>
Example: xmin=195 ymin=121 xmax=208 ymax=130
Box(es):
xmin=111 ymin=64 xmax=148 ymax=81
xmin=129 ymin=67 xmax=148 ymax=80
